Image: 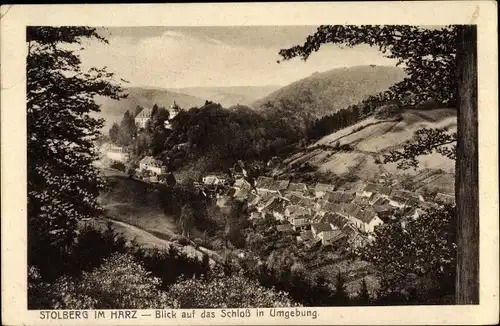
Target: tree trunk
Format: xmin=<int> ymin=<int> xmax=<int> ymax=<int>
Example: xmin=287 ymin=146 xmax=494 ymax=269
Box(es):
xmin=455 ymin=25 xmax=479 ymax=304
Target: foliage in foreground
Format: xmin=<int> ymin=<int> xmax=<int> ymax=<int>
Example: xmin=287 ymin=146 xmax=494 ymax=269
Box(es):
xmin=29 ymin=253 xmax=174 ymax=309
xmin=168 ymin=269 xmax=299 ymax=308
xmin=27 ymin=26 xmax=126 ymax=271
xmin=357 ymin=205 xmax=456 ymax=299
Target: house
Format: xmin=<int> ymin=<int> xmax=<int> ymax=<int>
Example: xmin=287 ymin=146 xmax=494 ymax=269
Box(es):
xmin=249 ymin=211 xmax=262 ymax=220
xmin=353 ymin=196 xmax=370 ymax=206
xmin=320 ymin=212 xmax=346 ymax=229
xmin=311 ymin=223 xmax=333 ymax=237
xmin=304 ymin=238 xmax=322 ymax=249
xmin=202 ymin=174 xmax=227 ymax=186
xmin=311 ymin=223 xmax=344 ymax=245
xmin=296 ymin=230 xmax=314 ymax=243
xmin=369 ymin=193 xmax=385 ymax=205
xmin=290 ymin=216 xmax=311 ymax=231
xmin=343 ymin=203 xmax=363 ymax=221
xmin=233 ymin=178 xmax=252 ymax=191
xmin=355 ymin=209 xmax=384 ymax=233
xmin=286 ymin=182 xmax=308 ymax=195
xmin=216 ymin=195 xmax=231 ymax=209
xmin=405 ymin=207 xmax=426 ymax=220
xmin=319 ymin=202 xmax=348 ymax=217
xmin=314 ymin=183 xmax=335 ymax=198
xmin=398 ymin=189 xmax=425 ymax=202
xmin=419 ymin=201 xmax=439 ymax=210
xmin=295 ymin=196 xmax=316 ymax=208
xmin=373 ymin=204 xmax=393 ymax=220
xmin=388 ymin=194 xmax=408 ymax=209
xmin=135 ymin=108 xmax=153 ymax=129
xmin=325 ymin=191 xmax=355 ymax=203
xmin=286 ymin=194 xmax=304 ymax=206
xmin=435 ymin=193 xmax=455 ymax=205
xmin=404 ymin=197 xmax=421 ymax=207
xmin=276 ymin=223 xmax=293 ymax=233
xmin=344 ymin=204 xmax=383 ymax=233
xmin=139 ymin=156 xmax=165 ymax=175
xmin=372 ymin=196 xmax=390 ymax=206
xmin=389 ymin=189 xmax=424 ymax=208
xmin=360 ymin=183 xmax=392 ymax=199
xmin=105 ymin=145 xmax=129 ymax=162
xmin=247 ymin=194 xmax=262 ymax=208
xmin=348 ymin=233 xmax=369 ymax=249
xmin=233 ymin=188 xmax=252 ymax=201
xmin=255 ymin=176 xmax=289 ymax=194
xmin=360 ymin=183 xmax=378 ymax=198
xmin=260 ymin=196 xmax=287 ymax=221
xmin=285 ymin=205 xmax=311 ymax=218
xmin=322 ymin=229 xmax=345 ymax=245
xmin=377 ymin=185 xmax=392 ymax=197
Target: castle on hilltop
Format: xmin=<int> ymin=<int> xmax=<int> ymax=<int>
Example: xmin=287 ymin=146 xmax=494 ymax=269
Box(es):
xmin=135 ymin=101 xmax=181 ymax=129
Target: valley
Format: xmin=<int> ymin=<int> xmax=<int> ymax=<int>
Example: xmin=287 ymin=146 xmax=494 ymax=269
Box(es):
xmin=95 ymin=64 xmax=458 ymax=301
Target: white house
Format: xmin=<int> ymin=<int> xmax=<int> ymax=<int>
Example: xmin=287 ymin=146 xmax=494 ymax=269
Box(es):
xmin=202 ymin=174 xmax=227 ymax=186
xmin=255 ymin=176 xmax=289 ymax=195
xmin=260 ymin=196 xmax=287 ymax=221
xmin=354 ymin=210 xmax=384 ymax=233
xmin=290 ymin=216 xmax=310 ymax=231
xmin=233 ymin=178 xmax=252 ymax=191
xmin=285 ymin=182 xmax=308 ymax=195
xmin=135 ymin=108 xmax=153 ymax=129
xmin=310 ymin=223 xmax=342 ymax=245
xmin=105 ymin=145 xmax=129 ymax=162
xmin=314 ymin=183 xmax=335 ymax=198
xmin=435 ymin=192 xmax=455 ymax=205
xmin=284 ymin=205 xmax=310 ymax=218
xmin=139 ymin=156 xmax=165 ymax=175
xmin=388 ymin=195 xmax=407 ymax=209
xmin=360 ymin=183 xmax=378 ymax=198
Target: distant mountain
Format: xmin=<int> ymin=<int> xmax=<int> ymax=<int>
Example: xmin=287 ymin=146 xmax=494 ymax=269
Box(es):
xmin=94 ymin=87 xmax=206 ymax=130
xmin=167 ymin=85 xmax=281 ymax=108
xmin=253 ymin=65 xmax=407 ymax=117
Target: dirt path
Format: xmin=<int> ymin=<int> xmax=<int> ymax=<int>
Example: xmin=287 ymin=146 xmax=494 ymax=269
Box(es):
xmin=95 ymin=218 xmax=210 ymax=263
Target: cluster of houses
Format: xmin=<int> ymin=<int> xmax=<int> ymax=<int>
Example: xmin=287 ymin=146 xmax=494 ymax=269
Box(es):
xmin=209 ymin=173 xmax=455 ymax=250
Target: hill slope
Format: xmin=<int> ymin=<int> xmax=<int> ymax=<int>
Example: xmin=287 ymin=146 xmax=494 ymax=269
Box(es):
xmin=279 ymin=108 xmax=457 ymax=194
xmin=167 ymin=85 xmax=280 ymax=108
xmin=94 ymin=87 xmax=206 ymax=130
xmin=253 ymin=65 xmax=406 ymax=116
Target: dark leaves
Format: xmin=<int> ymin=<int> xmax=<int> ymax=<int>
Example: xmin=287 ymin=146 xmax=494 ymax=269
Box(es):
xmin=279 ymin=25 xmax=458 ymax=110
xmin=27 ymin=27 xmax=126 ymax=257
xmin=383 ymin=128 xmax=457 ymax=169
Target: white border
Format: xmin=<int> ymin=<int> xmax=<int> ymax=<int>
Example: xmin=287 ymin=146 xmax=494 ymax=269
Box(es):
xmin=1 ymin=2 xmax=498 ymax=325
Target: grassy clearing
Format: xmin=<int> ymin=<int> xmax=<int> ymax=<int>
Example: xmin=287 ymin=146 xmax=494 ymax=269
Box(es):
xmin=99 ymin=174 xmax=180 ymax=241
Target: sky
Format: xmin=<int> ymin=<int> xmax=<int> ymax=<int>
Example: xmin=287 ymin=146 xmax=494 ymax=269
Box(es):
xmin=76 ymin=26 xmax=400 ymax=88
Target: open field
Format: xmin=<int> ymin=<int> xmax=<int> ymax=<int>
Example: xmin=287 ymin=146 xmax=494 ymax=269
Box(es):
xmin=98 ymin=171 xmax=180 ymax=241
xmin=283 ymin=108 xmax=456 ymax=191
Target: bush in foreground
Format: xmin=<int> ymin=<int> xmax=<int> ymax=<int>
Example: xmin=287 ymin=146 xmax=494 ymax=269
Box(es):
xmin=167 ymin=269 xmax=300 ymax=308
xmin=29 ymin=253 xmax=174 ymax=309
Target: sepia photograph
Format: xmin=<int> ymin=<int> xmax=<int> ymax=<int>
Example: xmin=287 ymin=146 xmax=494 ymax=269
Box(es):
xmin=1 ymin=2 xmax=498 ymax=325
xmin=26 ymin=23 xmax=478 ymax=309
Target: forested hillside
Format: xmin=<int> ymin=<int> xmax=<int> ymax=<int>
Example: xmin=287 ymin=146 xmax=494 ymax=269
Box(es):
xmin=253 ymin=65 xmax=406 ymax=117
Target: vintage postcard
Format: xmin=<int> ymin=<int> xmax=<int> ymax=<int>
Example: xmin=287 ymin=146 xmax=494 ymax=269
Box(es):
xmin=1 ymin=2 xmax=498 ymax=325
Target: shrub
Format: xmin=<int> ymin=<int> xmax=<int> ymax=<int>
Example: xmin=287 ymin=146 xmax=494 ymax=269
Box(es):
xmin=30 ymin=253 xmax=174 ymax=309
xmin=167 ymin=269 xmax=299 ymax=308
xmin=110 ymin=161 xmax=126 ymax=172
xmin=176 ymin=236 xmax=190 ymax=246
